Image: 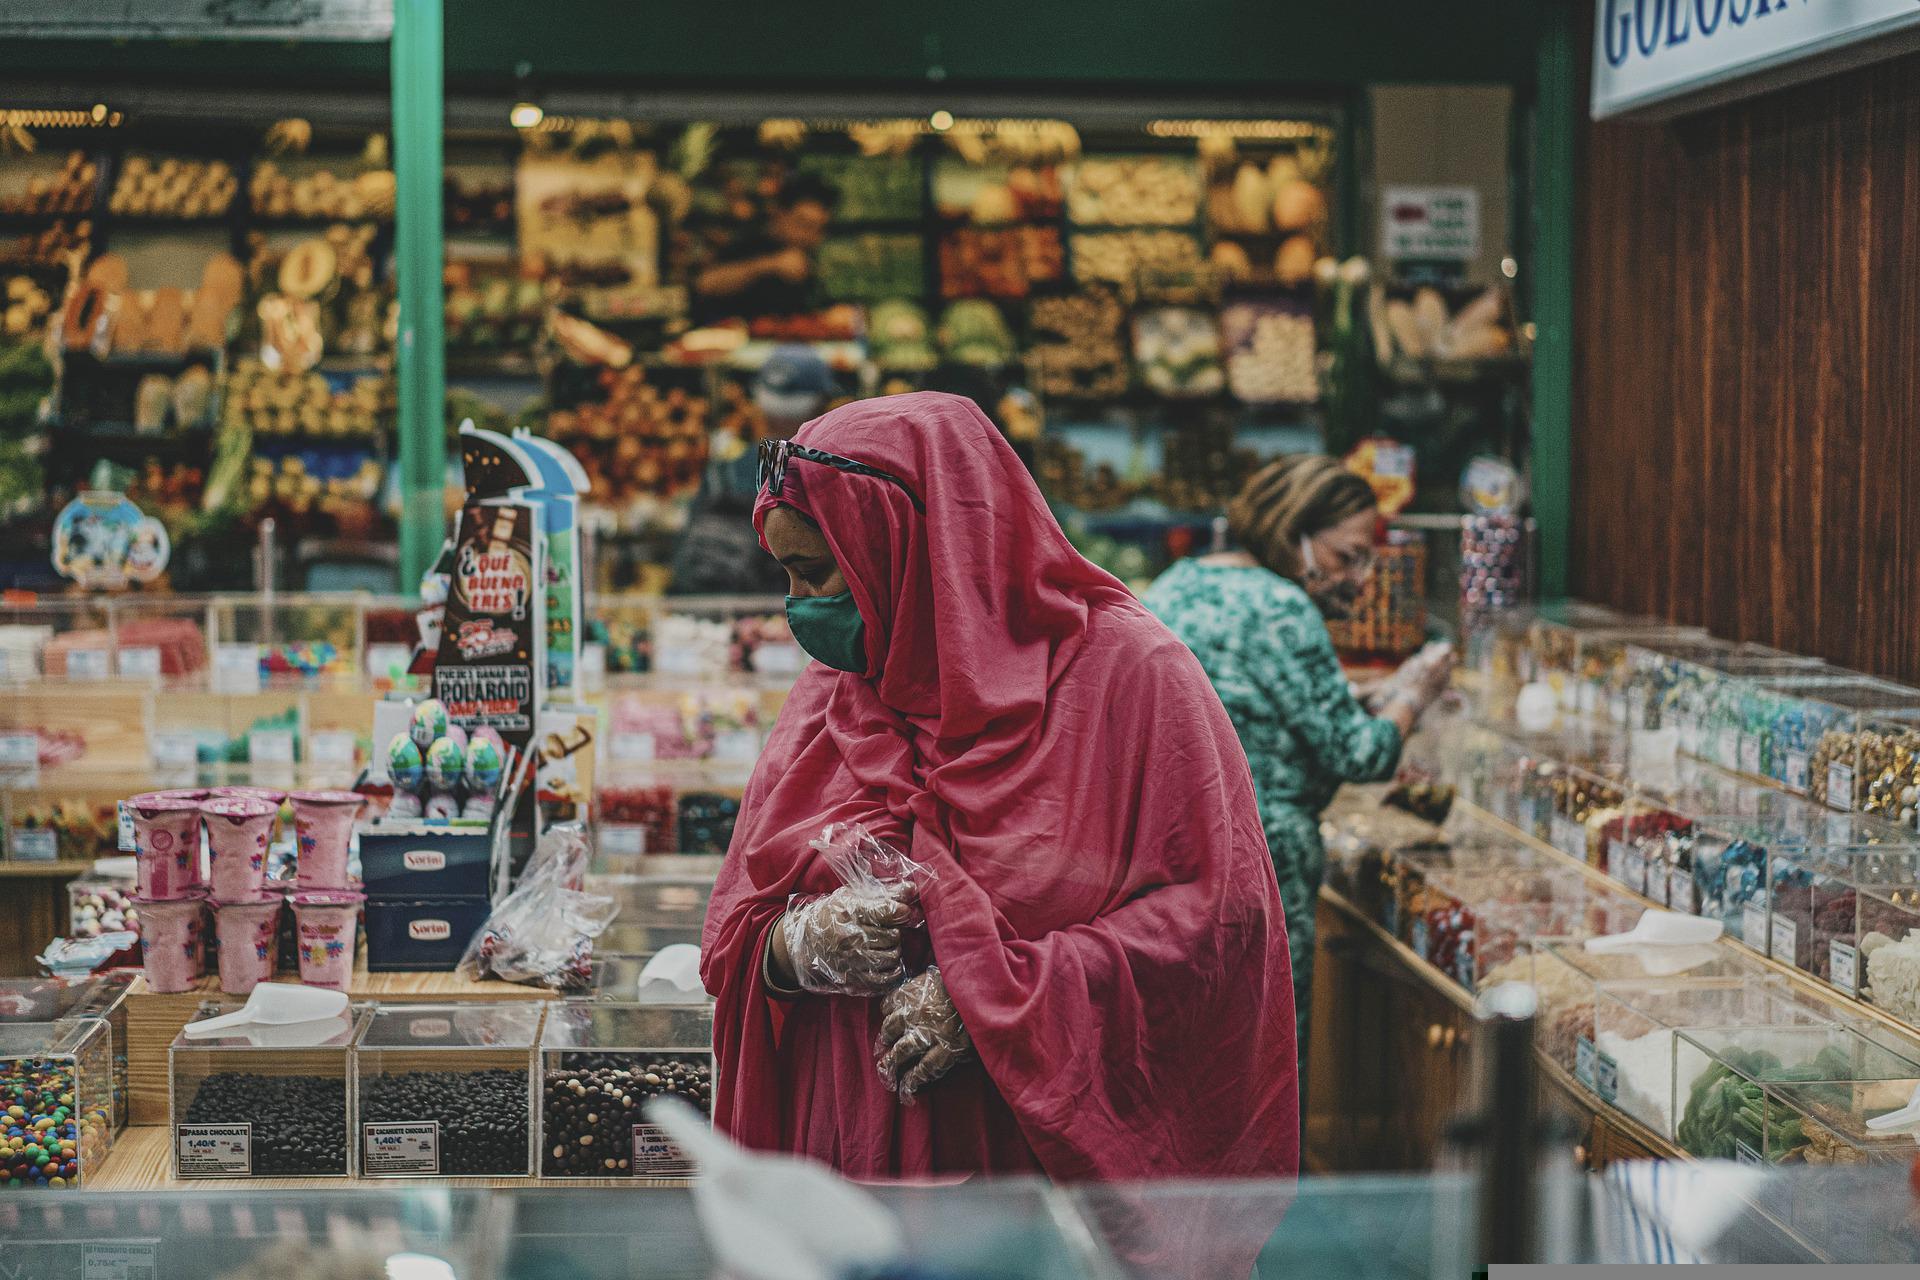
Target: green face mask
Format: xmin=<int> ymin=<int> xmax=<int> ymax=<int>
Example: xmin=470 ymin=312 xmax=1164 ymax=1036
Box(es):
xmin=785 ymin=590 xmax=867 ymax=673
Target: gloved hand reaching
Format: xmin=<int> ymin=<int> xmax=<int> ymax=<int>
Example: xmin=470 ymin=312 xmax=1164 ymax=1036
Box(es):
xmin=778 ymin=886 xmax=914 ymax=996
xmin=873 ymin=965 xmax=972 ymax=1101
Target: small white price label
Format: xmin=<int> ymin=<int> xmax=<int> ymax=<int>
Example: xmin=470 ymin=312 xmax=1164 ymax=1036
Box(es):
xmin=9 ymin=828 xmax=57 ymax=861
xmin=599 ymin=824 xmax=647 ymax=856
xmin=654 ymin=648 xmax=707 ymax=677
xmin=1595 ymin=1050 xmax=1620 ymax=1105
xmin=213 ymin=644 xmax=261 ymax=693
xmin=65 ymin=648 xmax=110 ymax=681
xmin=1826 ymin=762 xmax=1855 ymax=813
xmin=116 ymin=646 xmax=162 ymax=680
xmin=1575 ymin=1036 xmax=1597 ymax=1090
xmin=1736 ymin=1139 xmax=1761 ymax=1165
xmin=1784 ymin=750 xmax=1810 ymax=793
xmin=309 ymin=731 xmax=358 ymax=767
xmin=248 ymin=729 xmax=296 ymax=764
xmin=1770 ymin=911 xmax=1800 ymax=967
xmin=750 ymin=642 xmax=806 ymax=676
xmin=610 ymin=732 xmax=656 ymax=762
xmin=362 ymin=1122 xmax=439 ymax=1175
xmin=82 ymin=1242 xmax=158 ymax=1280
xmin=1669 ymin=869 xmax=1696 ymax=914
xmin=0 ymin=731 xmax=37 ymax=785
xmin=152 ymin=732 xmax=199 ymax=768
xmin=176 ymin=1124 xmax=251 ymax=1177
xmin=631 ymin=1123 xmax=695 ymax=1177
xmin=1741 ymin=902 xmax=1771 ymax=952
xmin=117 ymin=801 xmax=135 ymax=851
xmin=1411 ymin=918 xmax=1430 ymax=960
xmin=1739 ymin=735 xmax=1762 ymax=776
xmin=712 ymin=729 xmax=760 ymax=762
xmin=1607 ymin=691 xmax=1628 ymax=725
xmin=1830 ymin=941 xmax=1859 ymax=996
xmin=1647 ymin=860 xmax=1670 ymax=907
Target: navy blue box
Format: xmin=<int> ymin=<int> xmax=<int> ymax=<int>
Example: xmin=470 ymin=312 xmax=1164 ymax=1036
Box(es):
xmin=364 ymin=898 xmax=491 ymax=972
xmin=357 ymin=823 xmax=493 ymax=900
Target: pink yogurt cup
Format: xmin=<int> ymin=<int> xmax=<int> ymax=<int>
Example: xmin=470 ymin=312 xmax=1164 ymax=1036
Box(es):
xmin=290 ymin=889 xmax=365 ymax=990
xmin=129 ymin=892 xmax=207 ymax=993
xmin=210 ymin=785 xmax=288 ymax=808
xmin=290 ymin=790 xmax=364 ymax=890
xmin=127 ymin=794 xmax=205 ymax=899
xmin=210 ymin=893 xmax=284 ymax=995
xmin=203 ymin=796 xmax=278 ymax=900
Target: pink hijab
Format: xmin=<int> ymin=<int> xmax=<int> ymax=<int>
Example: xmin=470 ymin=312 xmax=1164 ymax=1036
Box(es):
xmin=701 ymin=391 xmax=1298 ymax=1181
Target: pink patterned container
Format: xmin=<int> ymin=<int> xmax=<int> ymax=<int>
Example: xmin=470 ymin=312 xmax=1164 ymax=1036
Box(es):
xmin=127 ymin=794 xmax=205 ymax=899
xmin=203 ymin=796 xmax=278 ymax=900
xmin=289 ymin=790 xmax=364 ymax=890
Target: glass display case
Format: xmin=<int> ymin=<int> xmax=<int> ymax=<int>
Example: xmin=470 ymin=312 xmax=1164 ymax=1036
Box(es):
xmin=1763 ymin=840 xmax=1891 ymax=982
xmin=210 ymin=595 xmax=364 ymax=689
xmin=1812 ymin=709 xmax=1920 ymax=822
xmin=1548 ymin=749 xmax=1631 ymax=868
xmin=584 ymin=874 xmax=714 ymax=929
xmin=1675 ymin=1025 xmax=1920 ymax=1165
xmin=1530 ymin=624 xmax=1705 ymax=720
xmin=169 ymin=1003 xmax=358 ymax=1179
xmin=1750 ymin=676 xmax=1920 ymax=796
xmin=595 ymin=922 xmax=705 ymax=960
xmin=1852 ymin=845 xmax=1920 ymax=1017
xmin=0 ymin=1019 xmax=113 ymax=1188
xmin=67 ymin=971 xmax=135 ymax=1134
xmin=596 ymin=759 xmax=752 ymax=857
xmin=353 ymin=1002 xmax=543 ymax=1178
xmin=538 ymin=1003 xmax=713 ymax=1178
xmin=1524 ymin=941 xmax=1763 ymax=1079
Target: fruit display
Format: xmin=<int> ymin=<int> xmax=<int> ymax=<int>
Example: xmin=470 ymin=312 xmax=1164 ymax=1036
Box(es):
xmin=249 ymin=160 xmax=396 ymax=222
xmin=867 ymin=300 xmax=938 ymax=371
xmin=1070 ymin=229 xmax=1204 ymax=299
xmin=1380 ymin=284 xmax=1515 ymax=363
xmin=445 ymin=266 xmax=550 ymax=353
xmin=1 ymin=220 xmax=90 ymax=268
xmin=222 ymin=359 xmax=394 ymax=438
xmin=936 ymin=300 xmax=1017 ymax=368
xmin=445 ymin=173 xmax=514 ymax=229
xmin=795 ymin=153 xmax=921 ymax=221
xmin=3 ymin=275 xmax=52 ymax=342
xmin=0 ymin=152 xmax=97 ymax=216
xmin=1067 ymin=156 xmax=1200 ymax=226
xmin=1132 ymin=306 xmax=1224 ymax=397
xmin=546 ymin=366 xmax=710 ymax=508
xmin=0 ymin=337 xmax=53 ymax=434
xmin=1222 ymin=295 xmax=1318 ymax=403
xmin=1206 ymin=154 xmax=1329 ymax=236
xmin=938 ymin=226 xmax=1063 ymax=299
xmin=815 ymin=233 xmax=923 ymax=303
xmin=1027 ymin=291 xmax=1129 ymax=400
xmin=108 ymin=155 xmax=236 ymax=220
xmin=932 ymin=160 xmax=1063 ymax=223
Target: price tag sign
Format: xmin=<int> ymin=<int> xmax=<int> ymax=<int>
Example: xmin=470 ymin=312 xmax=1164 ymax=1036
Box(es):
xmin=117 ymin=646 xmax=162 ymax=680
xmin=1830 ymin=940 xmax=1859 ymax=996
xmin=750 ymin=642 xmax=806 ymax=676
xmin=9 ymin=828 xmax=57 ymax=861
xmin=1575 ymin=1036 xmax=1597 ymax=1090
xmin=1595 ymin=1050 xmax=1620 ymax=1105
xmin=153 ymin=733 xmax=199 ymax=769
xmin=1770 ymin=911 xmax=1800 ymax=967
xmin=1741 ymin=902 xmax=1771 ymax=952
xmin=82 ymin=1242 xmax=158 ymax=1280
xmin=1607 ymin=692 xmax=1628 ymax=725
xmin=0 ymin=732 xmax=38 ymax=786
xmin=213 ymin=644 xmax=261 ymax=693
xmin=631 ymin=1123 xmax=695 ymax=1177
xmin=1826 ymin=762 xmax=1855 ymax=813
xmin=1784 ymin=750 xmax=1810 ymax=793
xmin=309 ymin=731 xmax=358 ymax=767
xmin=610 ymin=732 xmax=656 ymax=763
xmin=362 ymin=1122 xmax=438 ymax=1175
xmin=1646 ymin=859 xmax=1670 ymax=907
xmin=65 ymin=648 xmax=110 ymax=681
xmin=117 ymin=801 xmax=135 ymax=852
xmin=176 ymin=1124 xmax=251 ymax=1177
xmin=599 ymin=824 xmax=647 ymax=856
xmin=1669 ymin=869 xmax=1696 ymax=915
xmin=1738 ymin=735 xmax=1762 ymax=776
xmin=1736 ymin=1139 xmax=1761 ymax=1166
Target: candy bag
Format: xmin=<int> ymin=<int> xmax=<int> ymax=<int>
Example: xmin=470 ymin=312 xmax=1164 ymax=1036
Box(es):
xmin=458 ymin=823 xmax=619 ymax=990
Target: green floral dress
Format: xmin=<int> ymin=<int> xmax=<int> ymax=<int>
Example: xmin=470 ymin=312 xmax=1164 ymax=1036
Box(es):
xmin=1143 ymin=558 xmax=1402 ymax=1072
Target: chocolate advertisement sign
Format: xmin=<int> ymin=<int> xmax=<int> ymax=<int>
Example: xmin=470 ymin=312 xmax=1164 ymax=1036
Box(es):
xmin=433 ymin=499 xmax=544 ymax=753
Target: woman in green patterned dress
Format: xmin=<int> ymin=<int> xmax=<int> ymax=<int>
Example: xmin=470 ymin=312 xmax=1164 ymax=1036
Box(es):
xmin=1142 ymin=454 xmax=1454 ymax=1081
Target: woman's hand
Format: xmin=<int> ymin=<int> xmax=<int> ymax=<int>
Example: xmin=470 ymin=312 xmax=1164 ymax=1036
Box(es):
xmin=774 ymin=886 xmax=914 ymax=996
xmin=873 ymin=966 xmax=972 ymax=1101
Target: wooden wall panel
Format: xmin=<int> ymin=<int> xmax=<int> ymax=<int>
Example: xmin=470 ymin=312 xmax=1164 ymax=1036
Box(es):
xmin=1574 ymin=47 xmax=1920 ymax=681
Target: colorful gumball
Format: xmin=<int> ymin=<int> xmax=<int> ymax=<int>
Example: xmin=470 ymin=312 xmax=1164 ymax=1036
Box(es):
xmin=424 ymin=736 xmax=466 ymax=794
xmin=386 ymin=733 xmax=425 ymax=793
xmin=410 ymin=698 xmax=449 ymax=752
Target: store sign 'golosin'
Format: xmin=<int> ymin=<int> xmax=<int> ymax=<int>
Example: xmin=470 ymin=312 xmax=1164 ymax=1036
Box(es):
xmin=1592 ymin=0 xmax=1920 ymax=120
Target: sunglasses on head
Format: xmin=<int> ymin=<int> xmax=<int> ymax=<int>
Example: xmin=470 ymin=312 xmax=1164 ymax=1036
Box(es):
xmin=757 ymin=439 xmax=925 ymax=513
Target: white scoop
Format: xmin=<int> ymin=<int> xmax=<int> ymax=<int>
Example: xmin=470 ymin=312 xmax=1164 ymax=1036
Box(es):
xmin=180 ymin=983 xmax=349 ymax=1038
xmin=1865 ymin=1082 xmax=1920 ymax=1134
xmin=636 ymin=943 xmax=706 ymax=1003
xmin=645 ymin=1096 xmax=903 ymax=1280
xmin=1584 ymin=909 xmax=1724 ymax=954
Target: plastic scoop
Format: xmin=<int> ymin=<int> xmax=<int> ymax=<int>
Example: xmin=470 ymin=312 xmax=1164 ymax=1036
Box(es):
xmin=644 ymin=1096 xmax=904 ymax=1280
xmin=1584 ymin=908 xmax=1723 ymax=954
xmin=1865 ymin=1082 xmax=1920 ymax=1134
xmin=637 ymin=943 xmax=706 ymax=1003
xmin=180 ymin=982 xmax=348 ymax=1038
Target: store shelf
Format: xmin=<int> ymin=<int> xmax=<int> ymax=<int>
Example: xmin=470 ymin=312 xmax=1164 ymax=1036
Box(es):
xmin=0 ymin=859 xmax=93 ymax=877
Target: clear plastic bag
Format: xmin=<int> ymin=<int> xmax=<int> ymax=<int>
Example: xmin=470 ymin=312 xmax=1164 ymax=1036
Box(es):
xmin=779 ymin=823 xmax=935 ymax=997
xmin=458 ymin=823 xmax=620 ymax=990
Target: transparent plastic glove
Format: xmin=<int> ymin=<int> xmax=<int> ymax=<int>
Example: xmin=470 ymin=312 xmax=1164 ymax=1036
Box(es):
xmin=874 ymin=965 xmax=972 ymax=1102
xmin=780 ymin=885 xmax=914 ymax=996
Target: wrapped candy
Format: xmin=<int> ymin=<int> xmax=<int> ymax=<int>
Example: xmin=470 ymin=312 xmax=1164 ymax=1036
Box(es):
xmin=462 ymin=734 xmax=504 ymax=822
xmin=410 ymin=698 xmax=449 ymax=752
xmin=386 ymin=733 xmax=426 ymax=819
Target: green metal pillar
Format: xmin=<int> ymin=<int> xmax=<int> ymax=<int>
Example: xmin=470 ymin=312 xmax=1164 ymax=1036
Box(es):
xmin=393 ymin=0 xmax=446 ymax=590
xmin=1530 ymin=0 xmax=1578 ymax=598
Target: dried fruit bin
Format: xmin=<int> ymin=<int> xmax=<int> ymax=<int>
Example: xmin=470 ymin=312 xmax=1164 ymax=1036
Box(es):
xmin=169 ymin=1003 xmax=359 ymax=1180
xmin=352 ymin=1002 xmax=544 ymax=1178
xmin=539 ymin=1003 xmax=714 ymax=1178
xmin=1675 ymin=1025 xmax=1920 ymax=1166
xmin=0 ymin=1019 xmax=112 ymax=1189
xmin=1592 ymin=975 xmax=1836 ymax=1140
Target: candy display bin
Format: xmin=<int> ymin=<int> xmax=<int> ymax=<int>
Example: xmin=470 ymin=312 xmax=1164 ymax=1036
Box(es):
xmin=1591 ymin=975 xmax=1835 ymax=1140
xmin=1526 ymin=940 xmax=1761 ymax=1080
xmin=210 ymin=594 xmax=362 ymax=688
xmin=1548 ymin=751 xmax=1630 ymax=869
xmin=66 ymin=972 xmax=134 ymax=1134
xmin=3 ymin=778 xmax=130 ymax=863
xmin=0 ymin=1019 xmax=113 ymax=1188
xmin=67 ymin=873 xmax=139 ymax=938
xmin=1816 ymin=710 xmax=1920 ymax=823
xmin=584 ymin=875 xmax=713 ymax=929
xmin=1758 ymin=678 xmax=1920 ymax=799
xmin=353 ymin=1002 xmax=543 ymax=1178
xmin=539 ymin=1003 xmax=714 ymax=1178
xmin=1675 ymin=1025 xmax=1920 ymax=1165
xmin=1525 ymin=616 xmax=1699 ymax=716
xmin=1597 ymin=799 xmax=1690 ymax=901
xmin=169 ymin=1003 xmax=358 ymax=1179
xmin=1766 ymin=842 xmax=1876 ymax=981
xmin=596 ymin=922 xmax=705 ymax=959
xmin=1683 ymin=820 xmax=1772 ymax=947
xmin=1569 ymin=627 xmax=1707 ymax=722
xmin=1620 ymin=638 xmax=1739 ymax=733
xmin=1853 ymin=849 xmax=1920 ymax=1016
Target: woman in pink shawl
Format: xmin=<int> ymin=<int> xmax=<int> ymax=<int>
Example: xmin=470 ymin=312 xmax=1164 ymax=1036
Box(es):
xmin=700 ymin=391 xmax=1298 ymax=1181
